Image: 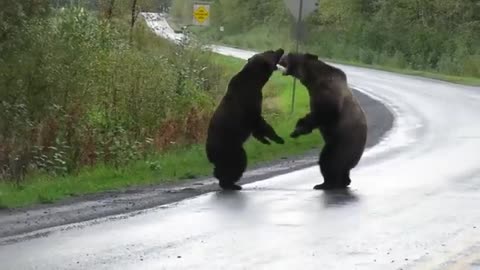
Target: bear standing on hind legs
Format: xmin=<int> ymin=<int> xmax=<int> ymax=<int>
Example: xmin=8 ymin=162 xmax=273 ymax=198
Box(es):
xmin=206 ymin=49 xmax=285 ymax=191
xmin=278 ymin=52 xmax=367 ymax=190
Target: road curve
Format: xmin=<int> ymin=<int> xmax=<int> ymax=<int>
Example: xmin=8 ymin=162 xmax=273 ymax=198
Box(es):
xmin=1 ymin=14 xmax=480 ymax=270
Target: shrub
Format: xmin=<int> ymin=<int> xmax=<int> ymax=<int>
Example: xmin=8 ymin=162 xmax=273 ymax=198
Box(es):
xmin=0 ymin=5 xmax=228 ymax=181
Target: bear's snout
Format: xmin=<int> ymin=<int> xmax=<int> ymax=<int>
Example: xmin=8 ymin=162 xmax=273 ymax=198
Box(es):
xmin=278 ymin=55 xmax=290 ymax=75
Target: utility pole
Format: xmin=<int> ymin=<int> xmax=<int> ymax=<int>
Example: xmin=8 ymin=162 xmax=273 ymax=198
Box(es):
xmin=291 ymin=0 xmax=303 ymax=114
xmin=283 ymin=0 xmax=319 ymax=114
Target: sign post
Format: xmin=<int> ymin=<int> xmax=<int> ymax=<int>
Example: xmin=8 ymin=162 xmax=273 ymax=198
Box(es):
xmin=192 ymin=2 xmax=211 ymax=26
xmin=283 ymin=0 xmax=319 ymax=113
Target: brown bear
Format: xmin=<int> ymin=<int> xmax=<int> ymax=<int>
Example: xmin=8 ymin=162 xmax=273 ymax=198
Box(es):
xmin=278 ymin=52 xmax=367 ymax=190
xmin=206 ymin=49 xmax=285 ymax=191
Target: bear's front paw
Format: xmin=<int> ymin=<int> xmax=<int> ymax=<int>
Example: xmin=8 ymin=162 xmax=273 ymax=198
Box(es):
xmin=259 ymin=139 xmax=271 ymax=145
xmin=254 ymin=135 xmax=271 ymax=145
xmin=290 ymin=130 xmax=301 ymax=138
xmin=290 ymin=126 xmax=312 ymax=138
xmin=273 ymin=136 xmax=285 ymax=144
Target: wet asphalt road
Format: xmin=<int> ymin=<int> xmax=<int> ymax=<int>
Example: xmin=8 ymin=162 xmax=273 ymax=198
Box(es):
xmin=1 ymin=14 xmax=480 ymax=270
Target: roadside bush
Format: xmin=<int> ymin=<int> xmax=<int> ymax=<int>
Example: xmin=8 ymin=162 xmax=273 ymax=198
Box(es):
xmin=0 ymin=5 xmax=228 ymax=181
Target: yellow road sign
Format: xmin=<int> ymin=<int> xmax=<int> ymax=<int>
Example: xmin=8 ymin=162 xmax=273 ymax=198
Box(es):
xmin=193 ymin=4 xmax=210 ymax=26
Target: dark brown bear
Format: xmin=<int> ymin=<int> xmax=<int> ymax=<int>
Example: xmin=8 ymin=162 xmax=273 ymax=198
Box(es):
xmin=206 ymin=49 xmax=285 ymax=191
xmin=278 ymin=52 xmax=367 ymax=190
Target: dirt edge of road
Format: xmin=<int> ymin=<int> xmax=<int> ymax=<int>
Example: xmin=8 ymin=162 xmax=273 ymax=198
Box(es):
xmin=0 ymin=89 xmax=393 ymax=240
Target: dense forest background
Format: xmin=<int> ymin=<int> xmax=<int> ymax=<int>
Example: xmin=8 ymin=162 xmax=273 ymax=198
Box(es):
xmin=0 ymin=0 xmax=227 ymax=181
xmin=172 ymin=0 xmax=480 ymax=77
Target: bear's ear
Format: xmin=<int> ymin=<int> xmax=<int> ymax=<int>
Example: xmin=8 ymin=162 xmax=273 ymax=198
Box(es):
xmin=305 ymin=53 xmax=318 ymax=60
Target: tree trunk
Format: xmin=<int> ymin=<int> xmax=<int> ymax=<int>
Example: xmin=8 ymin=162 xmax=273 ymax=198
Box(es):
xmin=131 ymin=0 xmax=138 ymax=29
xmin=129 ymin=0 xmax=138 ymax=43
xmin=106 ymin=0 xmax=115 ymax=20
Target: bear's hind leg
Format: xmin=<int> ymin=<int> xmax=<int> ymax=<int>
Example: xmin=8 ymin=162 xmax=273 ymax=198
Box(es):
xmin=340 ymin=171 xmax=351 ymax=188
xmin=314 ymin=145 xmax=338 ymax=190
xmin=214 ymin=148 xmax=247 ymax=191
xmin=314 ymin=144 xmax=346 ymax=190
xmin=314 ymin=166 xmax=342 ymax=190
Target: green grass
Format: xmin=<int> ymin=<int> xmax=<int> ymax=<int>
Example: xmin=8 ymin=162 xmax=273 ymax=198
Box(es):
xmin=0 ymin=55 xmax=321 ymax=209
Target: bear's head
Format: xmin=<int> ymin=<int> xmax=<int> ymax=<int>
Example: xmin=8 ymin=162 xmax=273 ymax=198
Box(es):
xmin=278 ymin=52 xmax=319 ymax=79
xmin=246 ymin=48 xmax=285 ymax=74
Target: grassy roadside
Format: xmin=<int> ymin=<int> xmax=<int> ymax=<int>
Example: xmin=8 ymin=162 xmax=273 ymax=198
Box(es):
xmin=0 ymin=55 xmax=321 ymax=209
